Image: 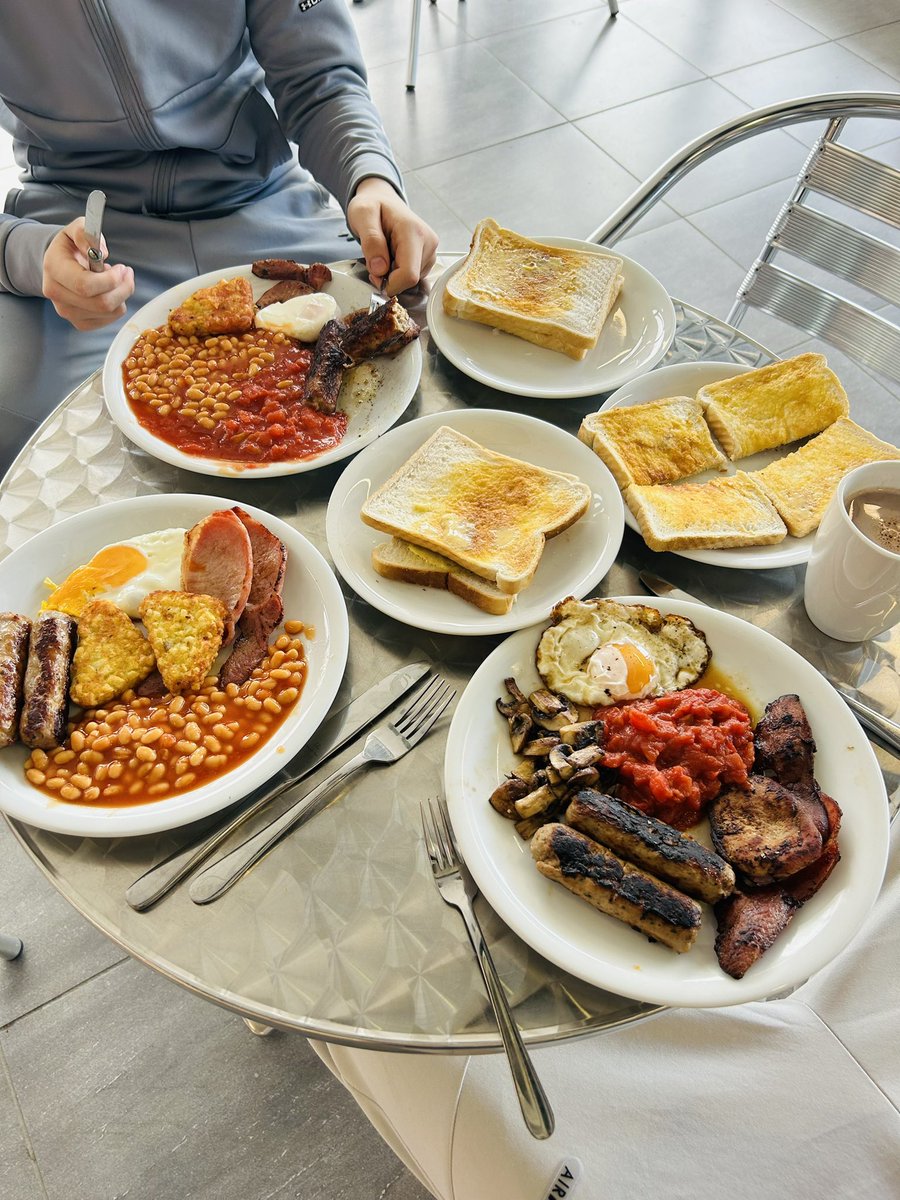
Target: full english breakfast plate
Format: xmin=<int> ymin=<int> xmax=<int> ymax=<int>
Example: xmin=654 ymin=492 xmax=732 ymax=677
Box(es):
xmin=103 ymin=263 xmax=422 ymax=479
xmin=0 ymin=493 xmax=349 ymax=837
xmin=599 ymin=361 xmax=816 ymax=569
xmin=443 ymin=596 xmax=888 ymax=1007
xmin=427 ymin=237 xmax=675 ymax=400
xmin=324 ymin=408 xmax=625 ymax=636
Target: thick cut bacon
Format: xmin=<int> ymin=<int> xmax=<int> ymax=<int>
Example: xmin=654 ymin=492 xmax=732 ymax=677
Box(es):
xmin=714 ymin=887 xmax=801 ymax=979
xmin=256 ymin=279 xmax=313 ymax=308
xmin=231 ymin=507 xmax=286 ymax=604
xmin=753 ymin=694 xmax=817 ymax=794
xmin=218 ymin=592 xmax=284 ymax=689
xmin=708 ymin=775 xmax=824 ymax=886
xmin=181 ymin=510 xmax=253 ymax=645
xmin=251 ymin=260 xmax=332 ymax=288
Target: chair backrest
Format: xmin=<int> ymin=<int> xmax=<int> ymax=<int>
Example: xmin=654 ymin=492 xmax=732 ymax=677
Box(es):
xmin=588 ymin=93 xmax=900 ymax=383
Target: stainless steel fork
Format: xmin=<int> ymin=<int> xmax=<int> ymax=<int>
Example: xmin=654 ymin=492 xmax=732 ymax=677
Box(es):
xmin=188 ymin=676 xmax=456 ymax=904
xmin=421 ymin=797 xmax=555 ymax=1140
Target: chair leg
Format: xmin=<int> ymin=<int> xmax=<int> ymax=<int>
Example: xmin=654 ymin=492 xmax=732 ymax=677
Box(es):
xmin=242 ymin=1017 xmax=275 ymax=1037
xmin=608 ymin=0 xmax=619 ymax=14
xmin=407 ymin=0 xmax=424 ymax=91
xmin=0 ymin=933 xmax=23 ymax=960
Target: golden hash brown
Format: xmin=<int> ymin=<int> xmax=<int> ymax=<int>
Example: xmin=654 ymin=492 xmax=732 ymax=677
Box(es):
xmin=168 ymin=277 xmax=255 ymax=338
xmin=71 ymin=600 xmax=156 ymax=708
xmin=138 ymin=591 xmax=227 ymax=695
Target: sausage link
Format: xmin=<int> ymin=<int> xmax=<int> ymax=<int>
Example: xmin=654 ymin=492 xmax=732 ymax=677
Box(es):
xmin=19 ymin=611 xmax=76 ymax=750
xmin=0 ymin=613 xmax=31 ymax=748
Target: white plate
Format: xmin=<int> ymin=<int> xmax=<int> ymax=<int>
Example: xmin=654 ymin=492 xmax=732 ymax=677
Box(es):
xmin=103 ymin=265 xmax=422 ymax=478
xmin=427 ymin=238 xmax=675 ymax=400
xmin=0 ymin=494 xmax=349 ymax=838
xmin=601 ymin=360 xmax=814 ymax=569
xmin=444 ymin=597 xmax=889 ymax=1008
xmin=325 ymin=409 xmax=625 ymax=636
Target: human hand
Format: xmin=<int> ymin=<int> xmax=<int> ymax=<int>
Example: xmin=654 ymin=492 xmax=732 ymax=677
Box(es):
xmin=42 ymin=218 xmax=135 ymax=330
xmin=347 ymin=177 xmax=439 ymax=295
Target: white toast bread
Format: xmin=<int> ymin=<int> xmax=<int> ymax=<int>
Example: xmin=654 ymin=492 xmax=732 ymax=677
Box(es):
xmin=625 ymin=471 xmax=787 ymax=551
xmin=371 ymin=539 xmax=515 ymax=615
xmin=443 ymin=218 xmax=623 ymax=361
xmin=360 ymin=426 xmax=592 ymax=595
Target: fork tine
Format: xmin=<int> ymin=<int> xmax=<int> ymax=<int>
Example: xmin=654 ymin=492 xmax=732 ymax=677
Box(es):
xmin=395 ymin=674 xmax=442 ymax=728
xmin=431 ymin=799 xmax=455 ymax=871
xmin=395 ymin=678 xmax=454 ymax=737
xmin=419 ymin=801 xmax=438 ymax=867
xmin=405 ymin=682 xmax=456 ymax=745
xmin=422 ymin=797 xmax=452 ymax=872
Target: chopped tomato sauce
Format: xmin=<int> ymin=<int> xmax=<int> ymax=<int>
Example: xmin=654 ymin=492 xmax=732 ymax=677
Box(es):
xmin=595 ymin=687 xmax=754 ymax=829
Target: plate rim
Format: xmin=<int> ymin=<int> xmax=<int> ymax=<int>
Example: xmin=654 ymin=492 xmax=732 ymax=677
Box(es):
xmin=426 ymin=237 xmax=676 ymax=400
xmin=601 ymin=359 xmax=814 ymax=570
xmin=0 ymin=493 xmax=349 ymax=837
xmin=443 ymin=596 xmax=889 ymax=1007
xmin=324 ymin=407 xmax=625 ymax=636
xmin=101 ymin=263 xmax=422 ymax=479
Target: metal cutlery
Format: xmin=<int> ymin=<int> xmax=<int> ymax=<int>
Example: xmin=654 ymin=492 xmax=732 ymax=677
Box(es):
xmin=638 ymin=569 xmax=900 ymax=759
xmin=189 ymin=674 xmax=456 ymax=905
xmin=83 ymin=189 xmax=107 ymax=273
xmin=421 ymin=796 xmax=555 ymax=1140
xmin=125 ymin=661 xmax=433 ymax=911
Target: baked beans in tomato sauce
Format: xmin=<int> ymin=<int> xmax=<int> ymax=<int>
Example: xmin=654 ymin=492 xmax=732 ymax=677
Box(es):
xmin=23 ymin=627 xmax=308 ymax=808
xmin=123 ymin=327 xmax=346 ymax=464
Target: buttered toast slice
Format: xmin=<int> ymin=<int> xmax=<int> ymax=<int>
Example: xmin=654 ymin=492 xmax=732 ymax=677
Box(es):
xmin=443 ymin=218 xmax=623 ymax=361
xmin=360 ymin=426 xmax=592 ymax=594
xmin=625 ymin=471 xmax=787 ymax=551
xmin=699 ymin=353 xmax=849 ymax=460
xmin=579 ymin=396 xmax=727 ymax=487
xmin=371 ymin=539 xmax=515 ymax=615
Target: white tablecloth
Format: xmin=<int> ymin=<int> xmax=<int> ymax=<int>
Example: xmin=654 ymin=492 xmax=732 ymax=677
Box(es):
xmin=314 ymin=822 xmax=900 ymax=1200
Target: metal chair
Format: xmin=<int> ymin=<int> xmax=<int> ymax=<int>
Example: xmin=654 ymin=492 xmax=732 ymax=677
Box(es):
xmin=0 ymin=932 xmax=23 ymax=960
xmin=406 ymin=1 xmax=620 ymax=91
xmin=588 ymin=92 xmax=900 ymax=384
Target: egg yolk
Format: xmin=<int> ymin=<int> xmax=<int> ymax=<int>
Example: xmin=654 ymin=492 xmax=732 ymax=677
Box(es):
xmin=43 ymin=545 xmax=148 ymax=617
xmin=610 ymin=640 xmax=656 ymax=694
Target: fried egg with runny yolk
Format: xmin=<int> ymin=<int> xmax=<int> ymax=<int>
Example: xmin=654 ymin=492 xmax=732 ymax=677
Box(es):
xmin=536 ymin=596 xmax=711 ymax=707
xmin=43 ymin=528 xmax=187 ymax=619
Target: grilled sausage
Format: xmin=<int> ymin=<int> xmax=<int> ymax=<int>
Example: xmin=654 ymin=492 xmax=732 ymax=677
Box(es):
xmin=340 ymin=297 xmax=420 ymax=364
xmin=531 ymin=823 xmax=702 ymax=953
xmin=19 ymin=611 xmax=76 ymax=749
xmin=566 ymin=790 xmax=736 ymax=904
xmin=0 ymin=613 xmax=31 ymax=748
xmin=303 ymin=319 xmax=350 ymax=413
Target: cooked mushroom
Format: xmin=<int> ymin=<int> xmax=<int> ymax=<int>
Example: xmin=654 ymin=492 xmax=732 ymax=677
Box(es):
xmin=514 ymin=783 xmax=557 ymax=819
xmin=489 ymin=775 xmax=531 ymax=819
xmin=548 ymin=743 xmax=574 ymax=779
xmin=508 ymin=711 xmax=533 ymax=754
xmin=567 ymin=766 xmax=601 ymax=791
xmin=567 ymin=744 xmax=604 ymax=772
xmin=511 ymin=759 xmax=537 ymax=783
xmin=528 ymin=689 xmax=578 ymax=731
xmin=559 ymin=720 xmax=603 ymax=748
xmin=522 ymin=735 xmax=562 ymax=757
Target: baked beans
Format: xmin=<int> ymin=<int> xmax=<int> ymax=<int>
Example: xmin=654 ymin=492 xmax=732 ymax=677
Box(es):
xmin=23 ymin=634 xmax=308 ymax=808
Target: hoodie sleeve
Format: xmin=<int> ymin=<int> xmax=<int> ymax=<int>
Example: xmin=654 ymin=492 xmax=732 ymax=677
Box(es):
xmin=245 ymin=0 xmax=404 ymax=211
xmin=0 ymin=214 xmax=60 ymax=297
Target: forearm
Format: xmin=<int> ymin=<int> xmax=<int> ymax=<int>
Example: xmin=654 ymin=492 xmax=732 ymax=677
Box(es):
xmin=247 ymin=0 xmax=403 ymax=211
xmin=0 ymin=214 xmax=60 ymax=296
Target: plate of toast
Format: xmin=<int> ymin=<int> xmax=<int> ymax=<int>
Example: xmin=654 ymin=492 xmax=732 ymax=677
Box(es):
xmin=427 ymin=220 xmax=675 ymax=400
xmin=443 ymin=597 xmax=889 ymax=1006
xmin=581 ymin=354 xmax=900 ymax=569
xmin=325 ymin=408 xmax=625 ymax=635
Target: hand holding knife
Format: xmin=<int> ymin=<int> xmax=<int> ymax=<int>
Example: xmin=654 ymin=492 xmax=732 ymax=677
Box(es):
xmin=83 ymin=189 xmax=107 ymax=273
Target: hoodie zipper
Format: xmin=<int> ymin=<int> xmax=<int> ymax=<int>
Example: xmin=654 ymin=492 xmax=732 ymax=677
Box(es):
xmin=81 ymin=0 xmax=166 ymax=156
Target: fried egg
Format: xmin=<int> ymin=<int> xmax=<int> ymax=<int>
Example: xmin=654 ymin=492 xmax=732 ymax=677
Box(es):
xmin=536 ymin=597 xmax=711 ymax=707
xmin=43 ymin=528 xmax=186 ymax=619
xmin=254 ymin=292 xmax=340 ymax=341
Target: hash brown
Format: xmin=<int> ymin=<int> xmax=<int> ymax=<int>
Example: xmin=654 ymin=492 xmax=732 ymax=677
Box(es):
xmin=138 ymin=590 xmax=227 ymax=694
xmin=70 ymin=600 xmax=156 ymax=708
xmin=168 ymin=277 xmax=255 ymax=338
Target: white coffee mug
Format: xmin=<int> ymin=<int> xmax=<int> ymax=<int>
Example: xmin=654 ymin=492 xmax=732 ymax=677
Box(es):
xmin=804 ymin=459 xmax=900 ymax=641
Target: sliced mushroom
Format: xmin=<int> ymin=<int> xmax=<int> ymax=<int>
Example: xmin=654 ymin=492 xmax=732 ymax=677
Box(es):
xmin=489 ymin=775 xmax=531 ymax=819
xmin=529 ymin=689 xmax=578 ymax=731
xmin=548 ymin=743 xmax=574 ymax=779
xmin=567 ymin=744 xmax=604 ymax=772
xmin=508 ymin=710 xmax=533 ymax=754
xmin=515 ymin=783 xmax=557 ymax=818
xmin=567 ymin=766 xmax=601 ymax=791
xmin=558 ymin=720 xmax=603 ymax=748
xmin=511 ymin=759 xmax=537 ymax=783
xmin=521 ymin=735 xmax=562 ymax=757
xmin=504 ymin=677 xmax=529 ymax=706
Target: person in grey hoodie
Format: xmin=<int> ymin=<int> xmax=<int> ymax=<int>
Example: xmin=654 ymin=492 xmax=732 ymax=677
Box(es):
xmin=0 ymin=0 xmax=437 ymax=438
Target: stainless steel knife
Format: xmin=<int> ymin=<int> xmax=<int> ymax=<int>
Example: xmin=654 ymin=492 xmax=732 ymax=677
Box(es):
xmin=125 ymin=660 xmax=432 ymax=910
xmin=638 ymin=570 xmax=900 ymax=758
xmin=84 ymin=190 xmax=107 ymax=273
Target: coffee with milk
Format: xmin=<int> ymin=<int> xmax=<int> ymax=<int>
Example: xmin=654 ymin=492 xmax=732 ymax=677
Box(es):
xmin=847 ymin=488 xmax=900 ymax=556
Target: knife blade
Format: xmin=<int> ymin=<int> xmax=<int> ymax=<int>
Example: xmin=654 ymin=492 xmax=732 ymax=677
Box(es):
xmin=84 ymin=189 xmax=107 ymax=273
xmin=125 ymin=660 xmax=432 ymax=910
xmin=638 ymin=570 xmax=900 ymax=757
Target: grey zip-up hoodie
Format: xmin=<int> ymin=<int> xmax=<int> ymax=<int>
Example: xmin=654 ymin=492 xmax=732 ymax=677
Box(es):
xmin=0 ymin=0 xmax=403 ymax=296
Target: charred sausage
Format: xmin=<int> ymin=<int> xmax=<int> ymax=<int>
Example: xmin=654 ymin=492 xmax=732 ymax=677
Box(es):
xmin=0 ymin=613 xmax=31 ymax=748
xmin=19 ymin=611 xmax=76 ymax=749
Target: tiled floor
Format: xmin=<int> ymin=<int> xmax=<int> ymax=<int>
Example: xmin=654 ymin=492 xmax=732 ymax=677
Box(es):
xmin=1 ymin=2 xmax=899 ymax=1197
